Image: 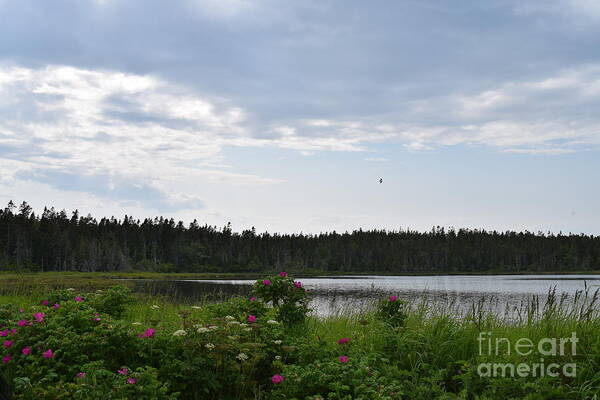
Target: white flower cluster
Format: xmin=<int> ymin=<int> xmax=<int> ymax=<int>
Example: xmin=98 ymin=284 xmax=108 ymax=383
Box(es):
xmin=173 ymin=329 xmax=187 ymax=337
xmin=205 ymin=343 xmax=215 ymax=350
xmin=236 ymin=353 xmax=249 ymax=361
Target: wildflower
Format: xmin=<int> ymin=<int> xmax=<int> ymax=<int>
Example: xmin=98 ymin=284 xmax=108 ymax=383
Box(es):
xmin=1 ymin=355 xmax=10 ymax=364
xmin=244 ymin=327 xmax=252 ymax=332
xmin=74 ymin=296 xmax=84 ymax=302
xmin=127 ymin=378 xmax=137 ymax=384
xmin=33 ymin=312 xmax=45 ymax=323
xmin=41 ymin=300 xmax=49 ymax=306
xmin=42 ymin=349 xmax=54 ymax=359
xmin=0 ymin=330 xmax=8 ymax=337
xmin=205 ymin=343 xmax=215 ymax=350
xmin=275 ymin=355 xmax=282 ymax=360
xmin=271 ymin=374 xmax=284 ymax=384
xmin=266 ymin=319 xmax=278 ymax=325
xmin=225 ymin=315 xmax=235 ymax=321
xmin=294 ymin=281 xmax=302 ymax=288
xmin=338 ymin=355 xmax=349 ymax=363
xmin=131 ymin=322 xmax=142 ymax=326
xmin=249 ymin=297 xmax=257 ymax=301
xmin=76 ymin=372 xmax=86 ymax=378
xmin=208 ymin=325 xmax=218 ymax=330
xmin=22 ymin=346 xmax=31 ymax=355
xmin=239 ymin=323 xmax=248 ymax=327
xmin=150 ymin=305 xmax=160 ymax=310
xmin=279 ymin=271 xmax=288 ymax=277
xmin=139 ymin=328 xmax=155 ymax=338
xmin=389 ymin=295 xmax=398 ymax=302
xmin=197 ymin=327 xmax=210 ymax=333
xmin=273 ymin=340 xmax=282 ymax=345
xmin=118 ymin=368 xmax=129 ymax=375
xmin=263 ymin=279 xmax=271 ymax=286
xmin=173 ymin=330 xmax=187 ymax=337
xmin=53 ymin=304 xmax=60 ymax=309
xmin=247 ymin=315 xmax=257 ymax=323
xmin=227 ymin=321 xmax=240 ymax=326
xmin=18 ymin=308 xmax=25 ymax=313
xmin=17 ymin=320 xmax=29 ymax=327
xmin=337 ymin=337 xmax=350 ymax=345
xmin=10 ymin=328 xmax=17 ymax=334
xmin=93 ymin=317 xmax=101 ymax=322
xmin=237 ymin=353 xmax=249 ymax=361
xmin=3 ymin=340 xmax=13 ymax=348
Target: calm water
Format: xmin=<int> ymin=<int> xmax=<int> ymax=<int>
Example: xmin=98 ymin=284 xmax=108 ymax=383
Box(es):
xmin=133 ymin=275 xmax=600 ymax=317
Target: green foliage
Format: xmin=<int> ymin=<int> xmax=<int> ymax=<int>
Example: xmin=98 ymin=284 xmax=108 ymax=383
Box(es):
xmin=375 ymin=296 xmax=407 ymax=327
xmin=252 ymin=273 xmax=310 ymax=325
xmin=1 ymin=273 xmax=600 ymax=400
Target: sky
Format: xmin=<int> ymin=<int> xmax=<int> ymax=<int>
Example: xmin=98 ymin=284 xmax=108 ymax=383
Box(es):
xmin=0 ymin=0 xmax=599 ymax=234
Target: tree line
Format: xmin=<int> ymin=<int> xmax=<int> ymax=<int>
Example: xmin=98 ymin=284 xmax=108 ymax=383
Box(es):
xmin=1 ymin=201 xmax=599 ymax=273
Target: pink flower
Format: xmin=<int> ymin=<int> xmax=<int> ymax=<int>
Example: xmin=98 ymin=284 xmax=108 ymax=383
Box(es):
xmin=247 ymin=315 xmax=257 ymax=323
xmin=22 ymin=346 xmax=31 ymax=355
xmin=279 ymin=271 xmax=287 ymax=277
xmin=53 ymin=304 xmax=60 ymax=309
xmin=138 ymin=328 xmax=155 ymax=338
xmin=17 ymin=320 xmax=29 ymax=327
xmin=263 ymin=279 xmax=271 ymax=286
xmin=271 ymin=374 xmax=284 ymax=384
xmin=249 ymin=297 xmax=257 ymax=302
xmin=19 ymin=308 xmax=25 ymax=313
xmin=338 ymin=355 xmax=349 ymax=363
xmin=118 ymin=368 xmax=129 ymax=375
xmin=74 ymin=296 xmax=84 ymax=302
xmin=127 ymin=378 xmax=137 ymax=384
xmin=10 ymin=328 xmax=16 ymax=334
xmin=389 ymin=295 xmax=398 ymax=302
xmin=337 ymin=337 xmax=350 ymax=345
xmin=0 ymin=329 xmax=8 ymax=337
xmin=1 ymin=355 xmax=10 ymax=364
xmin=34 ymin=312 xmax=45 ymax=323
xmin=3 ymin=340 xmax=13 ymax=348
xmin=41 ymin=300 xmax=49 ymax=306
xmin=42 ymin=349 xmax=54 ymax=359
xmin=294 ymin=281 xmax=302 ymax=288
xmin=94 ymin=318 xmax=101 ymax=322
xmin=76 ymin=372 xmax=86 ymax=378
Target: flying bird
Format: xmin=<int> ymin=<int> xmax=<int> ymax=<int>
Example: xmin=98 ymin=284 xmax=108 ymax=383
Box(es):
xmin=379 ymin=178 xmax=383 ymax=184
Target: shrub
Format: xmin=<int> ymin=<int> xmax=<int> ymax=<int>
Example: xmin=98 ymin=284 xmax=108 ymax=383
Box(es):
xmin=251 ymin=273 xmax=310 ymax=325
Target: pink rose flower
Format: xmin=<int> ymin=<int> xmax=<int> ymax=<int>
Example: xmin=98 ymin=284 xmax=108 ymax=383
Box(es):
xmin=118 ymin=368 xmax=129 ymax=375
xmin=53 ymin=304 xmax=60 ymax=309
xmin=138 ymin=328 xmax=155 ymax=338
xmin=271 ymin=374 xmax=284 ymax=384
xmin=41 ymin=300 xmax=49 ymax=306
xmin=34 ymin=312 xmax=45 ymax=323
xmin=22 ymin=346 xmax=31 ymax=355
xmin=294 ymin=281 xmax=302 ymax=288
xmin=74 ymin=296 xmax=84 ymax=302
xmin=1 ymin=355 xmax=10 ymax=364
xmin=338 ymin=355 xmax=349 ymax=363
xmin=10 ymin=328 xmax=16 ymax=334
xmin=337 ymin=337 xmax=350 ymax=345
xmin=3 ymin=340 xmax=13 ymax=348
xmin=263 ymin=279 xmax=271 ymax=286
xmin=42 ymin=349 xmax=54 ymax=359
xmin=279 ymin=271 xmax=287 ymax=277
xmin=0 ymin=330 xmax=8 ymax=337
xmin=17 ymin=320 xmax=29 ymax=327
xmin=127 ymin=378 xmax=137 ymax=384
xmin=76 ymin=372 xmax=86 ymax=378
xmin=249 ymin=297 xmax=257 ymax=302
xmin=389 ymin=295 xmax=398 ymax=302
xmin=247 ymin=315 xmax=257 ymax=323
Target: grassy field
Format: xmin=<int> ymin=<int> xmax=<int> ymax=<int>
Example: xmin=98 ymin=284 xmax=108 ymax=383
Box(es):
xmin=1 ymin=273 xmax=599 ymax=399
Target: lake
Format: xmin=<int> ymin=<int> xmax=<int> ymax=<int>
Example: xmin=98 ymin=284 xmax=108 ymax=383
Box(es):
xmin=132 ymin=274 xmax=600 ymax=318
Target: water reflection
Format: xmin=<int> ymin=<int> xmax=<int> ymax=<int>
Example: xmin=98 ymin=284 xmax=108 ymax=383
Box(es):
xmin=131 ymin=275 xmax=600 ymax=318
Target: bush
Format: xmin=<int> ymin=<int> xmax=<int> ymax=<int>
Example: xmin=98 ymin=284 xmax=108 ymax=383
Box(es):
xmin=251 ymin=273 xmax=310 ymax=325
xmin=375 ymin=295 xmax=407 ymax=327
